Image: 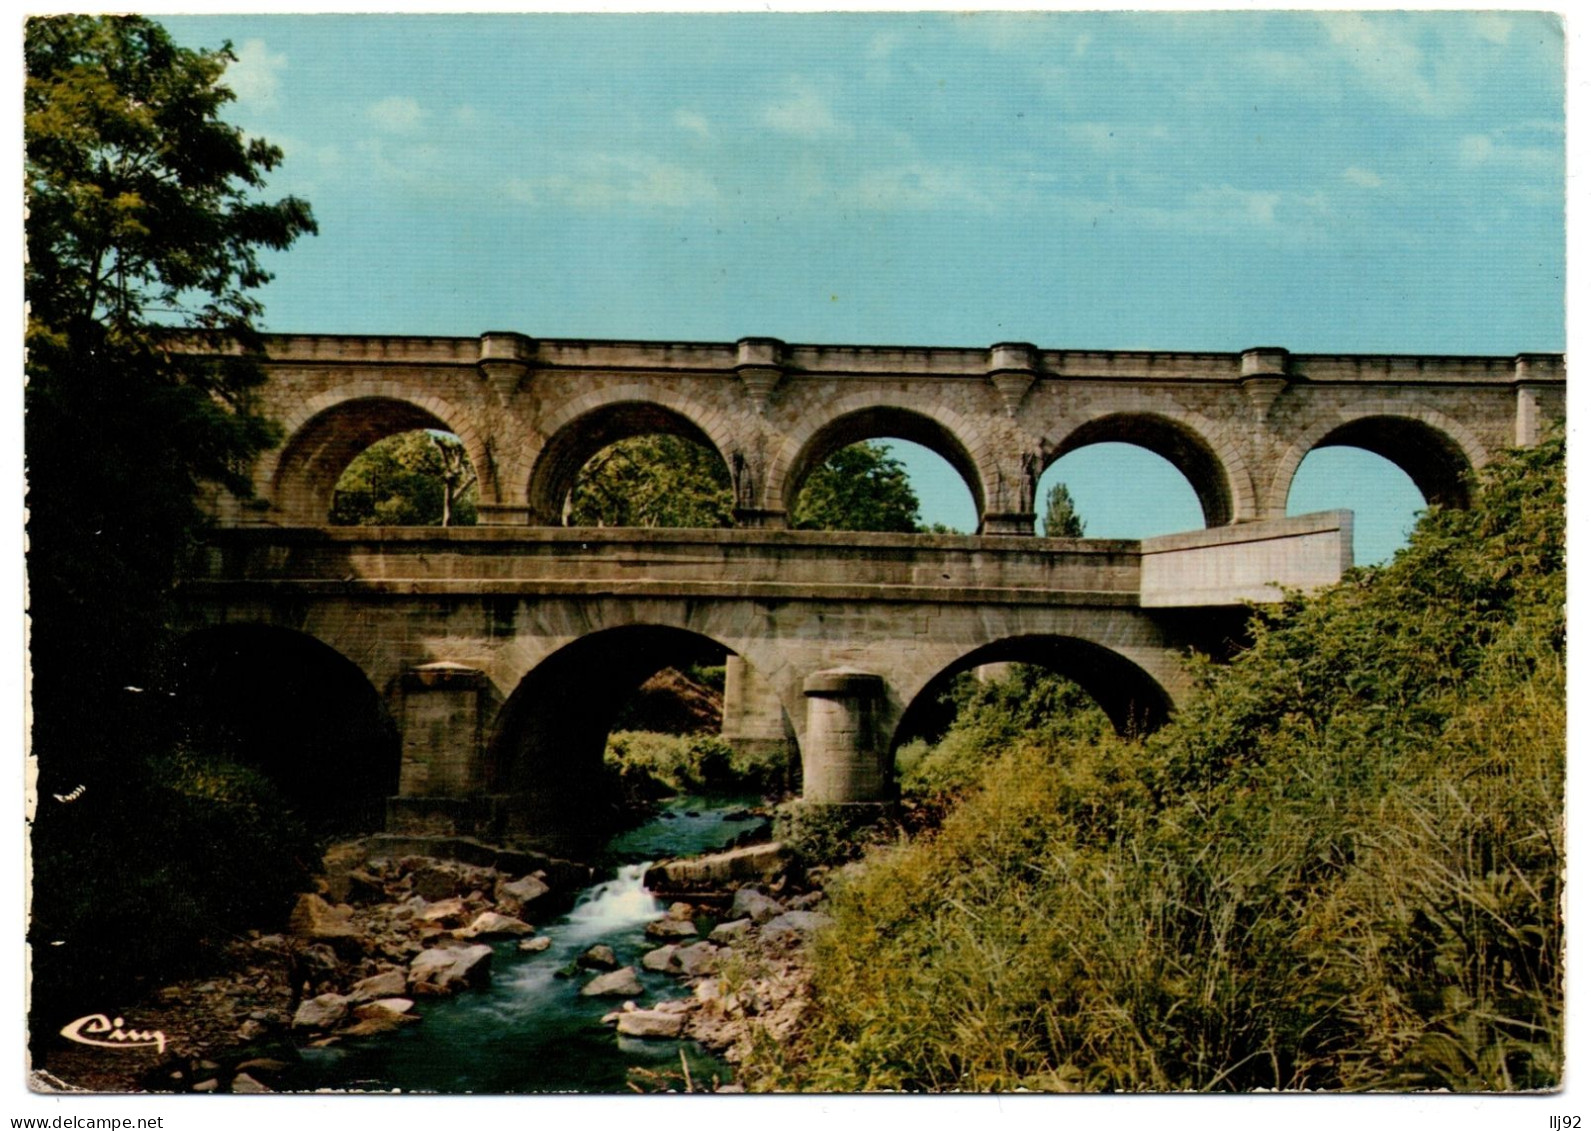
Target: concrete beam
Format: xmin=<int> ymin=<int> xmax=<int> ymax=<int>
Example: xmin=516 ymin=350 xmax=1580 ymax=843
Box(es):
xmin=1139 ymin=511 xmax=1354 ymax=608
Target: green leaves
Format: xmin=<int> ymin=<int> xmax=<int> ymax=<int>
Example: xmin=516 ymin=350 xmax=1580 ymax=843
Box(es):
xmin=753 ymin=439 xmax=1564 ymax=1094
xmin=567 ymin=434 xmax=734 ymax=528
xmin=793 ymin=441 xmax=925 ymax=533
xmin=25 ymin=16 xmax=315 ymax=338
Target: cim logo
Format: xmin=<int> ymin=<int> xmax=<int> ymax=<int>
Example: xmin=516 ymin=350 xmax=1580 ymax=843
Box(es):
xmin=59 ymin=1014 xmax=166 ymax=1054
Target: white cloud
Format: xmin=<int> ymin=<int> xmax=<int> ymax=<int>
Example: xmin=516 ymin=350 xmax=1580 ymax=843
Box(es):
xmin=510 ymin=154 xmax=718 ymax=210
xmin=368 ymin=96 xmax=427 ymax=135
xmin=1459 ymin=131 xmax=1558 ymax=169
xmin=1470 ymin=13 xmax=1514 ymax=45
xmin=1316 ymin=12 xmax=1472 ymax=115
xmin=850 ymin=164 xmax=993 ymax=212
xmin=225 ymin=39 xmax=286 ymax=108
xmin=674 ymin=110 xmax=711 ymax=139
xmin=760 ymin=80 xmax=851 ymax=140
xmin=1343 ymin=166 xmax=1385 ymax=189
xmin=1063 ymin=122 xmax=1171 ymax=152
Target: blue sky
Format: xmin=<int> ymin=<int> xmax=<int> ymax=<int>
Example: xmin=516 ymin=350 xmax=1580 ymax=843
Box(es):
xmin=160 ymin=11 xmax=1567 ymax=562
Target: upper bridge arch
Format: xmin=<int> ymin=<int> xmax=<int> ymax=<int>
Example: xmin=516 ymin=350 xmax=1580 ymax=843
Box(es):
xmin=765 ymin=397 xmax=994 ymax=526
xmin=1266 ymin=406 xmax=1490 ymax=519
xmin=522 ymin=386 xmax=741 ymax=526
xmin=263 ymin=388 xmax=492 ymax=524
xmin=1043 ymin=407 xmax=1254 ymax=528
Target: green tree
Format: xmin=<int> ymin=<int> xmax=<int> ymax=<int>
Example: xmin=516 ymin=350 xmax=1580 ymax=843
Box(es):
xmin=333 ymin=431 xmax=479 ymax=526
xmin=793 ymin=441 xmax=923 ymax=533
xmin=1041 ymin=482 xmax=1086 ymax=537
xmin=25 ymin=15 xmax=316 ymax=1027
xmin=26 ymin=15 xmax=316 ymax=765
xmin=567 ymin=434 xmax=735 ymax=527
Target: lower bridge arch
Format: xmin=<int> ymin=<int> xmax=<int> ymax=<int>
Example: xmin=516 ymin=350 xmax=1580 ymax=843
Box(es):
xmin=168 ymin=624 xmax=401 ymax=833
xmin=481 ymin=624 xmax=790 ymax=852
xmin=892 ymin=634 xmax=1178 ymax=753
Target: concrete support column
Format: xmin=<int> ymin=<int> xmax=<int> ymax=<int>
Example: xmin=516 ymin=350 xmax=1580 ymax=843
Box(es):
xmin=389 ymin=661 xmax=494 ymax=837
xmin=801 ymin=668 xmax=890 ymax=803
xmin=398 ymin=662 xmax=486 ymax=796
xmin=1514 ymin=357 xmax=1565 ymax=446
xmin=722 ymin=656 xmax=789 ymax=755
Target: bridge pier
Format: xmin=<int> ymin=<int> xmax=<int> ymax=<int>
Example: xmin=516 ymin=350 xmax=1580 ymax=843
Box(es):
xmin=721 ymin=656 xmax=794 ymax=777
xmin=387 ymin=661 xmax=497 ymax=837
xmin=801 ymin=668 xmax=892 ymax=804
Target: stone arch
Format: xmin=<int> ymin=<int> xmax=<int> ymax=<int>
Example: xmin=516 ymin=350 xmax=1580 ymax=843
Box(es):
xmin=1045 ymin=407 xmax=1252 ymax=528
xmin=524 ymin=389 xmax=739 ymax=526
xmin=263 ymin=387 xmax=491 ymax=524
xmin=1267 ymin=407 xmax=1488 ymax=518
xmin=766 ymin=398 xmax=991 ymax=525
xmin=169 ymin=623 xmax=401 ymax=832
xmin=890 ymin=634 xmax=1176 ymax=750
xmin=483 ymin=623 xmax=743 ymax=846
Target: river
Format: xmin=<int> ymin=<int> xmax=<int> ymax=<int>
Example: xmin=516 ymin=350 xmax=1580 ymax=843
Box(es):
xmin=278 ymin=796 xmax=767 ymax=1093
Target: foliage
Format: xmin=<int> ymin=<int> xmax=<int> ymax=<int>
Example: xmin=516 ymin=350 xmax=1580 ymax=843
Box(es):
xmin=793 ymin=442 xmax=924 ymax=533
xmin=604 ymin=731 xmax=787 ymax=798
xmin=28 ymin=746 xmax=317 ymax=1020
xmin=1041 ymin=482 xmax=1086 ymax=537
xmin=750 ymin=438 xmax=1564 ymax=1093
xmin=332 ymin=430 xmax=479 ymax=526
xmin=568 ymin=434 xmax=734 ymax=528
xmin=772 ymin=802 xmax=904 ymax=868
xmin=26 ymin=14 xmax=317 ymax=1033
xmin=896 ymin=666 xmax=1112 ymax=805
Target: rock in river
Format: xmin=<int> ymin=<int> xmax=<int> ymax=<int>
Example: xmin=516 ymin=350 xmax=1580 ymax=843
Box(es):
xmin=580 ymin=967 xmax=644 ymax=997
xmin=408 ymin=944 xmax=493 ymax=995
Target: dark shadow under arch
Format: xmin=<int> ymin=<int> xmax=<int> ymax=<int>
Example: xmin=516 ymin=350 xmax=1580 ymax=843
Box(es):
xmin=1051 ymin=413 xmax=1232 ymax=528
xmin=893 ymin=635 xmax=1174 ymax=750
xmin=485 ymin=625 xmax=734 ymax=848
xmin=168 ymin=625 xmax=400 ymax=833
xmin=527 ymin=402 xmax=731 ymax=526
xmin=783 ymin=406 xmax=986 ymax=524
xmin=1307 ymin=415 xmax=1473 ymax=510
xmin=274 ymin=397 xmax=455 ymax=524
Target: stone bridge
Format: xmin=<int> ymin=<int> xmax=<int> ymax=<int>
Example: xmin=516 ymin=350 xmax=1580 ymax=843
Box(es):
xmin=180 ymin=332 xmax=1564 ymax=848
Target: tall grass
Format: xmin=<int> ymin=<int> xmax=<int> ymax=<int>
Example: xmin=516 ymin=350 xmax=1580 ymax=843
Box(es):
xmin=749 ymin=438 xmax=1564 ymax=1092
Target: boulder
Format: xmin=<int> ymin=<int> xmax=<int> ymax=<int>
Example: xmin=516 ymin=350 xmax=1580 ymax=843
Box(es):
xmin=577 ymin=944 xmax=619 ymax=970
xmin=231 ymin=1073 xmax=271 ymax=1094
xmin=645 ymin=842 xmax=790 ymax=889
xmin=453 ymin=911 xmax=535 ymax=939
xmin=518 ymin=936 xmax=553 ymax=953
xmin=787 ymin=891 xmax=825 ymax=911
xmin=348 ymin=969 xmax=409 ymax=1003
xmin=616 ymin=1009 xmax=686 ymax=1039
xmin=408 ymin=945 xmax=493 ymax=995
xmin=645 ymin=917 xmax=699 ymax=941
xmin=339 ymin=1012 xmax=417 ymax=1037
xmin=291 ymin=993 xmax=350 ymax=1031
xmin=730 ymin=888 xmax=784 ymax=925
xmin=287 ymin=895 xmax=360 ymax=941
xmin=356 ymin=997 xmax=415 ymax=1018
xmin=760 ymin=910 xmax=833 ymax=945
xmin=495 ymin=873 xmax=552 ymax=918
xmin=641 ymin=945 xmax=680 ymax=973
xmin=673 ymin=941 xmax=720 ymax=977
xmin=411 ymin=864 xmax=465 ymax=902
xmin=416 ymin=897 xmax=470 ymax=926
xmin=580 ymin=967 xmax=644 ymax=997
xmin=708 ymin=918 xmax=753 ymax=944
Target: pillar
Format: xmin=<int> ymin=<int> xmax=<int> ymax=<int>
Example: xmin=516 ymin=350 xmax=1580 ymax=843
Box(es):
xmin=801 ymin=668 xmax=891 ymax=803
xmin=721 ymin=656 xmax=792 ymax=761
xmin=388 ymin=661 xmax=494 ymax=836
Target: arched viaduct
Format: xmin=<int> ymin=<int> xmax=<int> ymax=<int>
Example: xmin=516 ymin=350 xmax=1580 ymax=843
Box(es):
xmin=179 ymin=332 xmax=1564 ymax=849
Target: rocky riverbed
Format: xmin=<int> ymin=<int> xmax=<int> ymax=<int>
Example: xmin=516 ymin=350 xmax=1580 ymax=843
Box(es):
xmin=35 ymin=827 xmax=828 ymax=1094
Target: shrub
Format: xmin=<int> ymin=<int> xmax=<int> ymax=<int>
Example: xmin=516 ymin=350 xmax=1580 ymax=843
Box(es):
xmin=752 ymin=438 xmax=1564 ymax=1093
